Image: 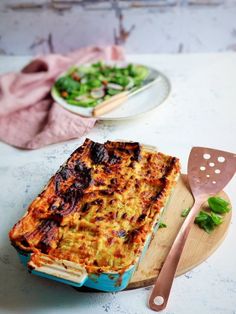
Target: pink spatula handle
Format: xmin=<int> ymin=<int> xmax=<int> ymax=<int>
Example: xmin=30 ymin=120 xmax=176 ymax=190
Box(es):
xmin=149 ymin=198 xmax=205 ymax=311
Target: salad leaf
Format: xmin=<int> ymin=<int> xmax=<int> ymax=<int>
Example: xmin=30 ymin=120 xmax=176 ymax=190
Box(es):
xmin=54 ymin=62 xmax=149 ymax=108
xmin=55 ymin=76 xmax=80 ymax=94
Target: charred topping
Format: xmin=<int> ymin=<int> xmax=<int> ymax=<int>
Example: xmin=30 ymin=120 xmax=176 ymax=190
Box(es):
xmin=94 ymin=179 xmax=106 ymax=186
xmin=59 ymin=166 xmax=70 ymax=180
xmin=137 ymin=213 xmax=146 ymax=222
xmin=130 ymin=215 xmax=136 ymax=223
xmin=124 ymin=228 xmax=141 ymax=244
xmin=19 ymin=239 xmax=30 ymax=248
xmin=108 ymin=153 xmax=121 ymax=165
xmin=103 ymin=166 xmax=112 ymax=174
xmin=54 ymin=166 xmax=72 ymax=193
xmin=20 ymin=220 xmax=58 ymax=250
xmin=51 ymin=162 xmax=92 ymax=216
xmin=100 ymin=190 xmax=114 ymax=196
xmin=150 ymin=192 xmax=161 ymax=202
xmin=128 ymin=161 xmax=135 ymax=168
xmin=111 ymin=142 xmax=141 ymax=162
xmin=163 ymin=157 xmax=178 ymax=177
xmin=63 ymin=184 xmax=83 ymax=204
xmin=149 ymin=177 xmax=168 ymax=202
xmin=81 ymin=199 xmax=104 ymax=213
xmin=91 ymin=199 xmax=104 ymax=206
xmin=105 ymin=141 xmax=141 ymax=164
xmin=90 ymin=142 xmax=109 ymax=164
xmin=131 ymin=145 xmax=141 ymax=162
xmin=109 ymin=199 xmax=115 ymax=205
xmin=37 ymin=220 xmax=58 ymax=253
xmin=147 ymin=154 xmax=152 ymax=163
xmin=121 ymin=212 xmax=127 ymax=219
xmin=110 ymin=178 xmax=117 ymax=185
xmin=81 ymin=203 xmax=90 ymax=213
xmin=74 ymin=161 xmax=92 ymax=189
xmin=50 ymin=185 xmax=84 ymax=219
xmin=54 ymin=173 xmax=61 ymax=194
xmin=74 ymin=138 xmax=91 ymax=155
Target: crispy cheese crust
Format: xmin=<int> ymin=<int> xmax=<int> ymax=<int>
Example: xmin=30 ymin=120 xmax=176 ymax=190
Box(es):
xmin=9 ymin=139 xmax=180 ymax=273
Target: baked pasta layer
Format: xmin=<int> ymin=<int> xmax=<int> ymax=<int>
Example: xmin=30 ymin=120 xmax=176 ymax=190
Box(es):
xmin=9 ymin=139 xmax=180 ymax=273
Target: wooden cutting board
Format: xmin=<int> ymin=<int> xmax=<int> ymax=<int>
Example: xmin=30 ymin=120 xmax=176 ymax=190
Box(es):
xmin=127 ymin=174 xmax=232 ymax=289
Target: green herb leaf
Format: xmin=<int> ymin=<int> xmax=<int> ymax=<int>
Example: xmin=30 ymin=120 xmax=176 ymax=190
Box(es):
xmin=195 ymin=211 xmax=209 ymax=223
xmin=208 ymin=196 xmax=231 ymax=214
xmin=180 ymin=195 xmax=231 ymax=234
xmin=181 ymin=208 xmax=191 ymax=217
xmin=210 ymin=212 xmax=223 ymax=225
xmin=107 ymin=88 xmax=121 ymax=96
xmin=159 ymin=222 xmax=167 ymax=228
xmin=194 ymin=210 xmax=223 ymax=234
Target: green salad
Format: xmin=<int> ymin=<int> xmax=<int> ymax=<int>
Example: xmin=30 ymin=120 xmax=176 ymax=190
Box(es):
xmin=54 ymin=62 xmax=149 ymax=108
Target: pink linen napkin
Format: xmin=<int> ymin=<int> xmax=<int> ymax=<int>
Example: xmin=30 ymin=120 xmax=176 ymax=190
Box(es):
xmin=0 ymin=46 xmax=124 ymax=149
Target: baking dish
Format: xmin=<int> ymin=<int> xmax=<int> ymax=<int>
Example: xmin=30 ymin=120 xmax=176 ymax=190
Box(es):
xmin=10 ymin=140 xmax=180 ymax=292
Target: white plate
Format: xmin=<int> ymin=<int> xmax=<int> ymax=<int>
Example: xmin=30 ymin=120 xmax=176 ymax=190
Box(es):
xmin=51 ymin=66 xmax=171 ymax=121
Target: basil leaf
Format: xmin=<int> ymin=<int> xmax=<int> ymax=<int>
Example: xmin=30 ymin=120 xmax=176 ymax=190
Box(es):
xmin=195 ymin=211 xmax=209 ymax=223
xmin=210 ymin=212 xmax=223 ymax=225
xmin=194 ymin=210 xmax=223 ymax=233
xmin=208 ymin=196 xmax=231 ymax=214
xmin=181 ymin=208 xmax=191 ymax=217
xmin=159 ymin=222 xmax=167 ymax=228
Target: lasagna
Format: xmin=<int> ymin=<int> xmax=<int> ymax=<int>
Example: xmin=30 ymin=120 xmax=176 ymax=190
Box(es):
xmin=9 ymin=139 xmax=180 ymax=273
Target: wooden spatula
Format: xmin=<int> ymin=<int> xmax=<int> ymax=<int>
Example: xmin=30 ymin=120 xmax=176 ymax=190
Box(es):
xmin=149 ymin=147 xmax=236 ymax=311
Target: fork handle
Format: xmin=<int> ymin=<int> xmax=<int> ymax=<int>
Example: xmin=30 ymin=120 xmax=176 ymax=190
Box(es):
xmin=92 ymin=91 xmax=129 ymax=117
xmin=149 ymin=198 xmax=205 ymax=311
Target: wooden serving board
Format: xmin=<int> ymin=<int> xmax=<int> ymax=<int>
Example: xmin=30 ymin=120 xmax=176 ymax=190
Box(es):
xmin=127 ymin=174 xmax=232 ymax=289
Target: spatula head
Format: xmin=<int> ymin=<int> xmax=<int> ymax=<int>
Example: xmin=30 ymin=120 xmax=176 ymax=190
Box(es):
xmin=187 ymin=147 xmax=236 ymax=198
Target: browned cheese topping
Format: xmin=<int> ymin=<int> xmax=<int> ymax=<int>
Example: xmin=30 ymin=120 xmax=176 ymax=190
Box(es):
xmin=9 ymin=139 xmax=180 ymax=273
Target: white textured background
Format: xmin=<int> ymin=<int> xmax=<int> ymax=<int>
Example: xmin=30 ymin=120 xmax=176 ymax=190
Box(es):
xmin=0 ymin=0 xmax=236 ymax=55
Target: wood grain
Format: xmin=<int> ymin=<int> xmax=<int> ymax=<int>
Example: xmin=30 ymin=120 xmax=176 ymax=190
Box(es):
xmin=127 ymin=174 xmax=232 ymax=289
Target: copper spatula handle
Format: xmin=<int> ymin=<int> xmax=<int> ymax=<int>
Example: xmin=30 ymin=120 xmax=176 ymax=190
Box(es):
xmin=149 ymin=199 xmax=204 ymax=311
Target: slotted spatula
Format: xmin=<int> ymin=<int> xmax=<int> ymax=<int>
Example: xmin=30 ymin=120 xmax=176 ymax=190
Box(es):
xmin=149 ymin=147 xmax=236 ymax=311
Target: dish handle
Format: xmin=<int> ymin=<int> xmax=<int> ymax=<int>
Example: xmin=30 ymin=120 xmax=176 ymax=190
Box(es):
xmin=28 ymin=253 xmax=88 ymax=286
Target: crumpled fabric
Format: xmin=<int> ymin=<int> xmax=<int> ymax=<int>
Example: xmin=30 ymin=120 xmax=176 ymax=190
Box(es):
xmin=0 ymin=46 xmax=124 ymax=149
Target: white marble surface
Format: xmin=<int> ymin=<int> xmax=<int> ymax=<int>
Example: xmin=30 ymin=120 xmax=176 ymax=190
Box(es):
xmin=0 ymin=53 xmax=236 ymax=314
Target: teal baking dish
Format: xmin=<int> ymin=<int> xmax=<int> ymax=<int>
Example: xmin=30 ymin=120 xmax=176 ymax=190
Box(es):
xmin=16 ymin=214 xmax=166 ymax=292
xmin=10 ymin=140 xmax=180 ymax=292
